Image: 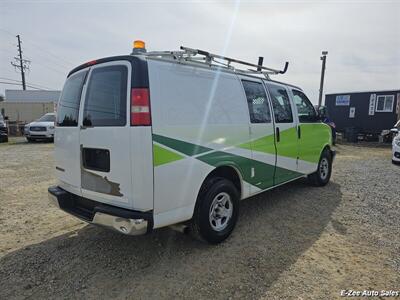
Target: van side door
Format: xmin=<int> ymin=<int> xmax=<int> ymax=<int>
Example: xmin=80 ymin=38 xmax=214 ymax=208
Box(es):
xmin=265 ymin=82 xmax=301 ymax=184
xmin=241 ymin=79 xmax=276 ymax=193
xmin=290 ymin=89 xmax=326 ymax=173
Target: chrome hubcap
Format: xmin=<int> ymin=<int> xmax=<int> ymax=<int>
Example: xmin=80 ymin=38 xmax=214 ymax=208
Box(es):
xmin=209 ymin=192 xmax=233 ymax=232
xmin=319 ymin=157 xmax=329 ymax=180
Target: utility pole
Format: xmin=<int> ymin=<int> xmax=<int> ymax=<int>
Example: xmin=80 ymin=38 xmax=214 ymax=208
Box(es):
xmin=11 ymin=35 xmax=30 ymax=90
xmin=318 ymin=51 xmax=328 ymax=108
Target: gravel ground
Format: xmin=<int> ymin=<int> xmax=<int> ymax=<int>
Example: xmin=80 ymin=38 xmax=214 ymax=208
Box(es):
xmin=0 ymin=138 xmax=399 ymax=299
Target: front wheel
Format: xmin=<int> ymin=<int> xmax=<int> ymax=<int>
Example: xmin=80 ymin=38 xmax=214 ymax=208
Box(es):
xmin=190 ymin=178 xmax=239 ymax=244
xmin=308 ymin=149 xmax=332 ymax=186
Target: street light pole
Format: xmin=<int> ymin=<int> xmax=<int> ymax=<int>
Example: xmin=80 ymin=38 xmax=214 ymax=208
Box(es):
xmin=318 ymin=51 xmax=328 ymax=108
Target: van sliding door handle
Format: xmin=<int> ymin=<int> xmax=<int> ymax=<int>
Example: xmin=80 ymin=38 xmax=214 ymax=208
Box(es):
xmin=276 ymin=127 xmax=280 ymax=142
xmin=297 ymin=126 xmax=301 ymax=139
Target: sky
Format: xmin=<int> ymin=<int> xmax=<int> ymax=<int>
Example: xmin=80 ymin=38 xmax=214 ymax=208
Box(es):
xmin=0 ymin=0 xmax=399 ymax=104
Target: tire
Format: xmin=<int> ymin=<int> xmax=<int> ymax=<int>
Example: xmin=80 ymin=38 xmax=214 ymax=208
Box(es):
xmin=308 ymin=148 xmax=332 ymax=186
xmin=27 ymin=137 xmax=34 ymax=142
xmin=190 ymin=177 xmax=239 ymax=244
xmin=392 ymin=159 xmax=400 ymax=165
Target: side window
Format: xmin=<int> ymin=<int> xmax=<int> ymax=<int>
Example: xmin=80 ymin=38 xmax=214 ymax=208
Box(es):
xmin=376 ymin=95 xmax=394 ymax=112
xmin=292 ymin=89 xmax=318 ymax=122
xmin=266 ymin=83 xmax=293 ymax=123
xmin=57 ymin=71 xmax=87 ymax=127
xmin=242 ymin=80 xmax=271 ymax=123
xmin=83 ymin=65 xmax=128 ymax=127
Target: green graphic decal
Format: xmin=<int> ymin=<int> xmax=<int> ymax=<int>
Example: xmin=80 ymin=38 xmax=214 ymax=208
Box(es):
xmin=238 ymin=125 xmax=330 ymax=163
xmin=274 ymin=166 xmax=302 ymax=185
xmin=153 ymin=144 xmax=184 ymax=166
xmin=237 ymin=127 xmax=298 ymax=159
xmin=153 ymin=134 xmax=212 ymax=156
xmin=153 ymin=133 xmax=304 ymax=189
xmin=197 ymin=151 xmax=271 ymax=189
xmin=298 ymin=123 xmax=331 ymax=163
xmin=276 ymin=127 xmax=299 ymax=159
xmin=238 ymin=133 xmax=276 ymax=155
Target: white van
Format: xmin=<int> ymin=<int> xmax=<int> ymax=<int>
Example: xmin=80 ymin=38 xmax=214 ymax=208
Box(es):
xmin=49 ymin=42 xmax=334 ymax=243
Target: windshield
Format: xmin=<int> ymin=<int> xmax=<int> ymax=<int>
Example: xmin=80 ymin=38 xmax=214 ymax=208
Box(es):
xmin=38 ymin=114 xmax=55 ymax=122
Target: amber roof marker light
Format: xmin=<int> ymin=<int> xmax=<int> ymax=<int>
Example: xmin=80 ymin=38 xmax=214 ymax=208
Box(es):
xmin=131 ymin=40 xmax=147 ymax=54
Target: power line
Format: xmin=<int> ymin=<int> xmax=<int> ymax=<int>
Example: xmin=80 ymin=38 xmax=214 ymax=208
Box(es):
xmin=0 ymin=28 xmax=75 ymax=67
xmin=0 ymin=81 xmax=46 ymax=90
xmin=0 ymin=77 xmax=53 ymax=90
xmin=31 ymin=61 xmax=67 ymax=75
xmin=25 ymin=51 xmax=71 ymax=71
xmin=24 ymin=41 xmax=74 ymax=68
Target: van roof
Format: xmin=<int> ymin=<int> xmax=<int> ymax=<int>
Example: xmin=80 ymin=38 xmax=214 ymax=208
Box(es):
xmin=68 ymin=55 xmax=141 ymax=77
xmin=68 ymin=54 xmax=302 ymax=91
xmin=68 ymin=55 xmax=149 ymax=89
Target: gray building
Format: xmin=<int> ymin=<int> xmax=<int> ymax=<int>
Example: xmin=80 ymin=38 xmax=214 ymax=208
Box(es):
xmin=325 ymin=89 xmax=400 ymax=135
xmin=4 ymin=89 xmax=61 ymax=103
xmin=0 ymin=89 xmax=61 ymax=123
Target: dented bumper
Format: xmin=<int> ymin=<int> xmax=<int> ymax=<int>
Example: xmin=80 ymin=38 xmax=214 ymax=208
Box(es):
xmin=48 ymin=186 xmax=153 ymax=235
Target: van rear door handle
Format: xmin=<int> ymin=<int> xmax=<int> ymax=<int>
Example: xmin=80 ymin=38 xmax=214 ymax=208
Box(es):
xmin=276 ymin=127 xmax=280 ymax=142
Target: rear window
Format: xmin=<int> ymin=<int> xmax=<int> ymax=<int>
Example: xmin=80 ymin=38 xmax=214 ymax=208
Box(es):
xmin=57 ymin=71 xmax=87 ymax=127
xmin=83 ymin=65 xmax=128 ymax=127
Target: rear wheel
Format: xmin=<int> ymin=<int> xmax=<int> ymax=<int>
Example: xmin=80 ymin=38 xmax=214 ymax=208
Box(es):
xmin=308 ymin=148 xmax=332 ymax=186
xmin=190 ymin=177 xmax=239 ymax=244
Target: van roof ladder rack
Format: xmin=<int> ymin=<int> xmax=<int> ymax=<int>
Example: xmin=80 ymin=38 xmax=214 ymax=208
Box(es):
xmin=144 ymin=46 xmax=289 ymax=79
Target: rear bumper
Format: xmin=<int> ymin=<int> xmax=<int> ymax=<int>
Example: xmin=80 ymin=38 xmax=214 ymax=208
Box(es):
xmin=48 ymin=186 xmax=153 ymax=235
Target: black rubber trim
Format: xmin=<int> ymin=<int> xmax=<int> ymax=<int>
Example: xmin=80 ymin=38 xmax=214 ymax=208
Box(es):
xmin=67 ymin=55 xmax=149 ymax=89
xmin=48 ymin=186 xmax=153 ymax=233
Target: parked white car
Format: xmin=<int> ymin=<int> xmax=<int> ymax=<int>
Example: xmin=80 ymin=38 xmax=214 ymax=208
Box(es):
xmin=24 ymin=113 xmax=56 ymax=142
xmin=392 ymin=120 xmax=400 ymax=164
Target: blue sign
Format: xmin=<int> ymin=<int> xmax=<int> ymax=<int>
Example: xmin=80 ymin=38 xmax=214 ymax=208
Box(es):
xmin=336 ymin=95 xmax=350 ymax=106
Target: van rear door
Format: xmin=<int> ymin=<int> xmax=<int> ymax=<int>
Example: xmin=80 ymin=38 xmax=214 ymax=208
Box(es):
xmin=55 ymin=69 xmax=88 ymax=195
xmin=79 ymin=61 xmax=133 ymax=209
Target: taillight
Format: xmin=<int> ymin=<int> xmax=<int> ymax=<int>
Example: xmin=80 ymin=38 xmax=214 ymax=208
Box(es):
xmin=131 ymin=88 xmax=151 ymax=126
xmin=86 ymin=60 xmax=97 ymax=66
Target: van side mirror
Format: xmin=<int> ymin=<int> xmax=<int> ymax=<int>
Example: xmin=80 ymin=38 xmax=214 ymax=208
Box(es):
xmin=4 ymin=116 xmax=9 ymax=120
xmin=317 ymin=106 xmax=328 ymax=119
xmin=316 ymin=111 xmax=323 ymax=121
